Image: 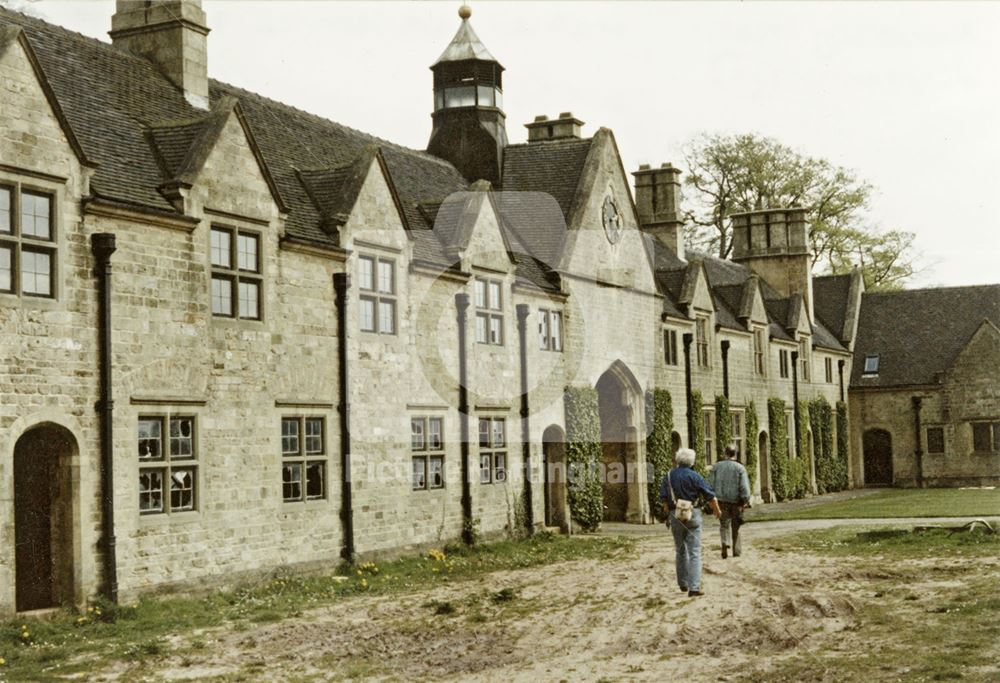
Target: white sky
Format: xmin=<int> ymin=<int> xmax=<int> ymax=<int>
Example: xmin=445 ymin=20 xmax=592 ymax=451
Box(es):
xmin=20 ymin=0 xmax=1000 ymax=288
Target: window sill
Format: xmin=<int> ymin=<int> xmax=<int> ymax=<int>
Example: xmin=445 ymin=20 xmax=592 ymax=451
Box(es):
xmin=210 ymin=316 xmax=266 ymax=331
xmin=0 ymin=291 xmax=62 ymax=311
xmin=281 ymin=499 xmax=332 ymax=512
xmin=139 ymin=510 xmax=202 ymax=527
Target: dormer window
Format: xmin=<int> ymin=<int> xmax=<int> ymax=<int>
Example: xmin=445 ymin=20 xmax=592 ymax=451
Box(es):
xmin=863 ymin=354 xmax=880 ymax=375
xmin=0 ymin=184 xmax=56 ymax=298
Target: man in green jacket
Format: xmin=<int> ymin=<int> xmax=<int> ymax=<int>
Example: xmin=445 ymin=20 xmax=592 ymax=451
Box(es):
xmin=708 ymin=444 xmax=751 ymax=558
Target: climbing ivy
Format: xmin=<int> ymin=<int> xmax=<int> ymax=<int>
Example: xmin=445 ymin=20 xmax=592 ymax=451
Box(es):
xmin=836 ymin=401 xmax=850 ymax=491
xmin=767 ymin=398 xmax=790 ymax=501
xmin=645 ymin=389 xmax=674 ymax=522
xmin=789 ymin=401 xmax=812 ymax=499
xmin=691 ymin=390 xmax=706 ymax=475
xmin=715 ymin=394 xmax=732 ymax=459
xmin=745 ymin=401 xmax=759 ymax=490
xmin=810 ymin=397 xmax=836 ymax=494
xmin=563 ymin=386 xmax=604 ymax=532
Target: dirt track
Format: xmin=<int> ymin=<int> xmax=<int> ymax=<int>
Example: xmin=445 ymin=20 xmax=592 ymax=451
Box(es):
xmin=98 ymin=518 xmax=997 ymax=682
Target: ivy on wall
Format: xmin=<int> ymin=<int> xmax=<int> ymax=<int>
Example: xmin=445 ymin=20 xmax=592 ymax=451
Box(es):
xmin=767 ymin=398 xmax=790 ymax=501
xmin=563 ymin=386 xmax=604 ymax=531
xmin=715 ymin=394 xmax=732 ymax=459
xmin=691 ymin=390 xmax=706 ymax=475
xmin=645 ymin=389 xmax=674 ymax=522
xmin=789 ymin=400 xmax=812 ymax=499
xmin=810 ymin=397 xmax=837 ymax=494
xmin=745 ymin=401 xmax=759 ymax=490
xmin=836 ymin=401 xmax=850 ymax=491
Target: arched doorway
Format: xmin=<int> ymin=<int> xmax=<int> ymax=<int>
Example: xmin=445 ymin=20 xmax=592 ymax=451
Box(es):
xmin=671 ymin=431 xmax=682 ymax=457
xmin=596 ymin=362 xmax=648 ymax=523
xmin=863 ymin=429 xmax=893 ymax=486
xmin=758 ymin=431 xmax=772 ymax=502
xmin=542 ymin=425 xmax=568 ymax=531
xmin=14 ymin=423 xmax=77 ymax=612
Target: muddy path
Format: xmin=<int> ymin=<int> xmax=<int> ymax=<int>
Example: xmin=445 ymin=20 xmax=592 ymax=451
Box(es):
xmin=91 ymin=519 xmax=998 ymax=682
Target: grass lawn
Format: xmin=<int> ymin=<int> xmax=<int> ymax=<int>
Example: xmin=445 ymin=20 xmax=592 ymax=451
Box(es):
xmin=0 ymin=533 xmax=633 ymax=682
xmin=740 ymin=525 xmax=1000 ymax=682
xmin=747 ymin=487 xmax=1000 ymax=521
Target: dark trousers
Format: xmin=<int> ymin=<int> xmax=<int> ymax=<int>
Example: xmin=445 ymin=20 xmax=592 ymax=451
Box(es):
xmin=719 ymin=501 xmax=744 ymax=556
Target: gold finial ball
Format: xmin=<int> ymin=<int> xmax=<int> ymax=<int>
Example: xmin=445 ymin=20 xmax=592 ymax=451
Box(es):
xmin=458 ymin=5 xmax=472 ymax=20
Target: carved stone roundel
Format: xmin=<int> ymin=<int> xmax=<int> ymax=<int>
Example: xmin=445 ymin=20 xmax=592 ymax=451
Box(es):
xmin=603 ymin=195 xmax=623 ymax=244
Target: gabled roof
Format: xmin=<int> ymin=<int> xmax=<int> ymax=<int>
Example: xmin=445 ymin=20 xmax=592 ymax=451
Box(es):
xmin=813 ymin=273 xmax=856 ymax=344
xmin=851 ymin=284 xmax=1000 ymax=388
xmin=501 ymin=138 xmax=594 ymax=225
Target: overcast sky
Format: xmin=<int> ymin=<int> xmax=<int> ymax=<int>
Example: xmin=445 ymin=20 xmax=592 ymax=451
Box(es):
xmin=21 ymin=1 xmax=1000 ymax=288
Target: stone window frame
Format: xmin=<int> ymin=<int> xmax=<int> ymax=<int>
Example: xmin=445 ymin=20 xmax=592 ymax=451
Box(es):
xmin=474 ymin=277 xmax=504 ymax=346
xmin=137 ymin=413 xmax=199 ymax=517
xmin=970 ymin=421 xmax=1000 ymax=454
xmin=778 ymin=348 xmax=790 ymax=379
xmin=358 ymin=253 xmax=397 ymax=335
xmin=703 ymin=408 xmax=716 ymax=464
xmin=538 ymin=308 xmax=563 ymax=352
xmin=752 ymin=327 xmax=766 ymax=376
xmin=411 ymin=416 xmax=445 ymax=491
xmin=925 ymin=425 xmax=946 ymax=455
xmin=798 ymin=337 xmax=811 ymax=382
xmin=281 ymin=416 xmax=328 ymax=503
xmin=0 ymin=180 xmax=59 ymax=300
xmin=664 ymin=328 xmax=679 ymax=366
xmin=209 ymin=223 xmax=263 ymax=321
xmin=695 ymin=315 xmax=711 ymax=368
xmin=478 ymin=416 xmax=508 ymax=484
xmin=785 ymin=409 xmax=796 ymax=459
xmin=824 ymin=357 xmax=834 ymax=383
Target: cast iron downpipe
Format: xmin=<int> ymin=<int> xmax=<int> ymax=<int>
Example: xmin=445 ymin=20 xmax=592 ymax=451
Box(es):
xmin=91 ymin=233 xmax=118 ymax=603
xmin=720 ymin=340 xmax=731 ymax=400
xmin=683 ymin=333 xmax=694 ymax=448
xmin=791 ymin=350 xmax=801 ymax=454
xmin=912 ymin=396 xmax=924 ymax=488
xmin=456 ymin=293 xmax=474 ymax=544
xmin=838 ymin=359 xmax=846 ymax=403
xmin=516 ymin=304 xmax=534 ymax=534
xmin=334 ymin=273 xmax=355 ymax=562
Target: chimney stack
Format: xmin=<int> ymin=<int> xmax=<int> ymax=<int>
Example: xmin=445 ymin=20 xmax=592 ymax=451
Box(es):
xmin=525 ymin=112 xmax=584 ymax=142
xmin=730 ymin=207 xmax=814 ymax=321
xmin=110 ymin=0 xmax=210 ymax=109
xmin=632 ymin=163 xmax=685 ymax=259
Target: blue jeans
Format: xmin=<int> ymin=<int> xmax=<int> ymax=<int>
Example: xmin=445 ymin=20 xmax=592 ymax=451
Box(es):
xmin=669 ymin=509 xmax=703 ymax=592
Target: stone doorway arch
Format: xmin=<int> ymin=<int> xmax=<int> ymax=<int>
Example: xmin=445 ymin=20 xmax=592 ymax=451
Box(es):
xmin=758 ymin=431 xmax=772 ymax=502
xmin=14 ymin=423 xmax=78 ymax=612
xmin=595 ymin=361 xmax=649 ymax=523
xmin=542 ymin=424 xmax=568 ymax=532
xmin=863 ymin=429 xmax=893 ymax=487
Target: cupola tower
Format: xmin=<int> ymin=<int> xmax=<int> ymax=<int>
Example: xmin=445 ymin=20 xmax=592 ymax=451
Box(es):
xmin=427 ymin=5 xmax=508 ymax=186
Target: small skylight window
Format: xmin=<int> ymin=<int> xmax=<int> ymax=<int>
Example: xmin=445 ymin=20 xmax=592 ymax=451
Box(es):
xmin=863 ymin=354 xmax=880 ymax=375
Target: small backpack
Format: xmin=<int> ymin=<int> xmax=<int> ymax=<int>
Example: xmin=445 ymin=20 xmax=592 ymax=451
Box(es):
xmin=668 ymin=469 xmax=694 ymax=522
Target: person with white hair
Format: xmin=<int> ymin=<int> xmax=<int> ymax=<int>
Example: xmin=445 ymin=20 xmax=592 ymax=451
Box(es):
xmin=660 ymin=448 xmax=721 ymax=597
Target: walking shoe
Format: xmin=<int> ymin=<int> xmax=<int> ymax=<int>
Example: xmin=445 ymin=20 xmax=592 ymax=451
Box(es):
xmin=721 ymin=544 xmax=728 ymax=559
xmin=688 ymin=590 xmax=705 ymax=597
xmin=679 ymin=586 xmax=688 ymax=592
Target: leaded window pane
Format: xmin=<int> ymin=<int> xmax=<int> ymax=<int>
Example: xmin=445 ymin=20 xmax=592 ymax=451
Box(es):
xmin=20 ymin=249 xmax=51 ymax=296
xmin=238 ymin=280 xmax=260 ymax=320
xmin=926 ymin=427 xmax=945 ymax=454
xmin=283 ymin=463 xmax=303 ymax=501
xmin=428 ymin=418 xmax=443 ymax=450
xmin=492 ymin=419 xmax=506 ymax=447
xmin=539 ymin=310 xmax=549 ymax=349
xmin=551 ymin=312 xmax=562 ymax=351
xmin=169 ymin=417 xmax=194 ymax=458
xmin=306 ymin=462 xmax=325 ymax=499
xmin=282 ymin=418 xmax=300 ymax=455
xmin=138 ymin=418 xmax=162 ymax=460
xmin=411 ymin=418 xmax=426 ymax=451
xmin=0 ymin=245 xmax=12 ymax=292
xmin=237 ymin=233 xmax=259 ymax=272
xmin=358 ymin=256 xmax=374 ymax=291
xmin=479 ymin=419 xmax=490 ymax=448
xmin=139 ymin=469 xmax=164 ymax=513
xmin=429 ymin=456 xmax=444 ymax=488
xmin=20 ymin=191 xmax=51 ymax=240
xmin=377 ymin=260 xmax=394 ymax=294
xmin=493 ymin=453 xmax=507 ymax=482
xmin=305 ymin=418 xmax=324 ymax=454
xmin=412 ymin=457 xmax=427 ymax=490
xmin=488 ymin=281 xmax=501 ymax=310
xmin=170 ymin=468 xmax=195 ymax=511
xmin=378 ymin=300 xmax=395 ymax=334
xmin=475 ymin=279 xmax=486 ymax=308
xmin=479 ymin=454 xmax=492 ymax=483
xmin=489 ymin=315 xmax=502 ymax=345
xmin=0 ymin=187 xmax=10 ymax=233
xmin=475 ymin=313 xmax=489 ymax=344
xmin=210 ymin=228 xmax=232 ymax=268
xmin=360 ymin=297 xmax=376 ymax=332
xmin=211 ymin=276 xmax=233 ymax=316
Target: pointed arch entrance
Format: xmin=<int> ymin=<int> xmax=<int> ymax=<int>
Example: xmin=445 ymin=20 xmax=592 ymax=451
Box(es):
xmin=14 ymin=423 xmax=78 ymax=612
xmin=596 ymin=361 xmax=649 ymax=523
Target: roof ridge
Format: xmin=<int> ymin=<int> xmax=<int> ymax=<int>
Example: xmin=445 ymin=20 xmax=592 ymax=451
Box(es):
xmin=504 ymin=138 xmax=594 ymax=150
xmin=209 ymin=78 xmax=461 ymax=172
xmin=864 ymin=283 xmax=1000 ymax=297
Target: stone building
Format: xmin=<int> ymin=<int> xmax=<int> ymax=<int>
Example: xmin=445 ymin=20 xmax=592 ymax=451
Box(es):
xmin=0 ymin=1 xmax=861 ymax=614
xmin=850 ymin=285 xmax=1000 ymax=487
